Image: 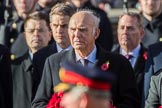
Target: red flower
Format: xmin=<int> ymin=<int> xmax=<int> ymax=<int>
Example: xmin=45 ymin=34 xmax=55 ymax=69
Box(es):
xmin=159 ymin=106 xmax=162 ymax=108
xmin=101 ymin=61 xmax=109 ymax=71
xmin=143 ymin=52 xmax=147 ymax=60
xmin=46 ymin=92 xmax=64 ymax=108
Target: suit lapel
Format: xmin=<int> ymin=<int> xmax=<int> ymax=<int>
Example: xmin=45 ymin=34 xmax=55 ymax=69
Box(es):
xmin=61 ymin=49 xmax=76 ymax=64
xmin=134 ymin=45 xmax=147 ymax=76
xmin=134 ymin=49 xmax=145 ymax=71
xmin=113 ymin=46 xmax=120 ymax=54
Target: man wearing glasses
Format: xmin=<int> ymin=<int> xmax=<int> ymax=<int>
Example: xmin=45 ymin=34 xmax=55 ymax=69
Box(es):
xmin=12 ymin=11 xmax=51 ymax=108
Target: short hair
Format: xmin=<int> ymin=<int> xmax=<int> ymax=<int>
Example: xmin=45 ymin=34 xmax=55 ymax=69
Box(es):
xmin=74 ymin=9 xmax=100 ymax=28
xmin=49 ymin=3 xmax=75 ymax=22
xmin=119 ymin=12 xmax=144 ymax=29
xmin=24 ymin=11 xmax=50 ymax=30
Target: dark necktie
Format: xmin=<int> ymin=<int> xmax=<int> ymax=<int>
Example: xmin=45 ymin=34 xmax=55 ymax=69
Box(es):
xmin=80 ymin=59 xmax=89 ymax=66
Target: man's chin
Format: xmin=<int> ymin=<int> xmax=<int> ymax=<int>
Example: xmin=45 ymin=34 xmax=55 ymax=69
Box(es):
xmin=33 ymin=45 xmax=43 ymax=50
xmin=122 ymin=42 xmax=129 ymax=46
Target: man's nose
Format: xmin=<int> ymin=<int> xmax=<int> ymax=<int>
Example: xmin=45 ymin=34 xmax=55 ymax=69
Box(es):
xmin=57 ymin=26 xmax=63 ymax=33
xmin=74 ymin=29 xmax=81 ymax=37
xmin=122 ymin=27 xmax=128 ymax=34
xmin=33 ymin=29 xmax=40 ymax=36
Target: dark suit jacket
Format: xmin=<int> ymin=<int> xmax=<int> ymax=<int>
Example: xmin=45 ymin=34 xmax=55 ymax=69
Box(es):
xmin=32 ymin=43 xmax=58 ymax=93
xmin=113 ymin=44 xmax=147 ymax=98
xmin=32 ymin=45 xmax=140 ymax=108
xmin=144 ymin=42 xmax=162 ymax=104
xmin=145 ymin=70 xmax=162 ymax=108
xmin=33 ymin=43 xmax=57 ymax=78
xmin=0 ymin=44 xmax=12 ymax=108
xmin=12 ymin=52 xmax=38 ymax=108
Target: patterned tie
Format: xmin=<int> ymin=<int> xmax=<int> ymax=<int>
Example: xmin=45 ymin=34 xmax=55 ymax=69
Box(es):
xmin=125 ymin=54 xmax=133 ymax=60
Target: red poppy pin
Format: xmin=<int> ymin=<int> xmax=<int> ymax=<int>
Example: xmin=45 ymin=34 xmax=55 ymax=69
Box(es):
xmin=143 ymin=52 xmax=147 ymax=60
xmin=101 ymin=61 xmax=110 ymax=71
xmin=46 ymin=92 xmax=64 ymax=108
xmin=159 ymin=106 xmax=162 ymax=108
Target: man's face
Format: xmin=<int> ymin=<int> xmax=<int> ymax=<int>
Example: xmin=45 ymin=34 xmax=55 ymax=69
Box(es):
xmin=50 ymin=15 xmax=70 ymax=47
xmin=117 ymin=15 xmax=144 ymax=51
xmin=68 ymin=12 xmax=99 ymax=51
xmin=13 ymin=0 xmax=36 ymax=18
xmin=24 ymin=19 xmax=51 ymax=53
xmin=71 ymin=0 xmax=88 ymax=8
xmin=140 ymin=0 xmax=162 ymax=17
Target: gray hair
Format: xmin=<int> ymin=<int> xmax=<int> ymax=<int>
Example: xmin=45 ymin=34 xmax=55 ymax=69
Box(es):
xmin=119 ymin=12 xmax=144 ymax=29
xmin=75 ymin=9 xmax=100 ymax=28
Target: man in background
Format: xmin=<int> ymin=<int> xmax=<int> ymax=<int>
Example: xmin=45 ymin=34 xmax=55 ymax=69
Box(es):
xmin=12 ymin=11 xmax=51 ymax=108
xmin=139 ymin=0 xmax=162 ymax=48
xmin=113 ymin=12 xmax=147 ymax=105
xmin=33 ymin=3 xmax=75 ymax=78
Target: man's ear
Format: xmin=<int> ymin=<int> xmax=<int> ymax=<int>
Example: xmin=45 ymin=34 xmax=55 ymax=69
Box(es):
xmin=140 ymin=29 xmax=145 ymax=39
xmin=79 ymin=93 xmax=88 ymax=108
xmin=94 ymin=28 xmax=100 ymax=40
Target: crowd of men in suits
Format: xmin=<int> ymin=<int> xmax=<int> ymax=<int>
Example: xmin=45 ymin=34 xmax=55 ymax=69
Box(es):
xmin=1 ymin=0 xmax=162 ymax=108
